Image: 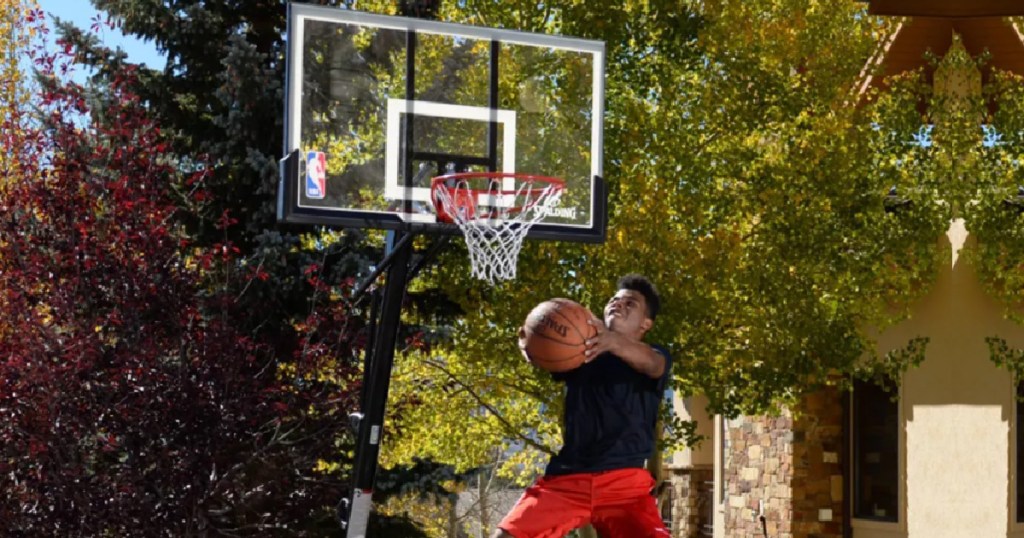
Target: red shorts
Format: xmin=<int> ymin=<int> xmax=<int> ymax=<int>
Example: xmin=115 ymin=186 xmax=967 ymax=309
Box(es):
xmin=497 ymin=468 xmax=671 ymax=538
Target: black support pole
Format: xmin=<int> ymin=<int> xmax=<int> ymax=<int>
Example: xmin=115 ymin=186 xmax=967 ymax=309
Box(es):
xmin=342 ymin=27 xmax=422 ymax=538
xmin=403 ymin=32 xmax=416 ymax=214
xmin=342 ymin=232 xmax=414 ymax=538
xmin=487 ymin=39 xmax=500 ymax=172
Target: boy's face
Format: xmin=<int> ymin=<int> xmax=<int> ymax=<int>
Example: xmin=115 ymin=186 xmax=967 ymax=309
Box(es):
xmin=604 ymin=289 xmax=653 ymax=337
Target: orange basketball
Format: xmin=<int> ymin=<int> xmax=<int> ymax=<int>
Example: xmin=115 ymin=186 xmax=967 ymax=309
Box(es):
xmin=522 ymin=298 xmax=597 ymax=373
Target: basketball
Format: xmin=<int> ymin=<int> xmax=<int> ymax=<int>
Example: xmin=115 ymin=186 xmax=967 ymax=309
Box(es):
xmin=522 ymin=298 xmax=597 ymax=373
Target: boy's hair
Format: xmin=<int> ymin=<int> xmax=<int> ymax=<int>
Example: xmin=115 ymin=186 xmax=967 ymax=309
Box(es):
xmin=616 ymin=274 xmax=660 ymax=320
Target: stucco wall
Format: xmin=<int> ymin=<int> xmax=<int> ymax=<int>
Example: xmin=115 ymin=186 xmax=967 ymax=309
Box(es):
xmin=673 ymin=395 xmax=716 ymax=469
xmin=671 ymin=221 xmax=1024 ymax=537
xmin=864 ymin=219 xmax=1024 ymax=537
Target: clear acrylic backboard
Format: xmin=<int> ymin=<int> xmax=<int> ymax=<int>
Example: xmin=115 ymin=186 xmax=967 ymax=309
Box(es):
xmin=278 ymin=3 xmax=607 ymax=242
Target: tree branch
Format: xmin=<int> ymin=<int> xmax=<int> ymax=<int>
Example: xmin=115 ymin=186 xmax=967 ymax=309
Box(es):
xmin=423 ymin=358 xmax=555 ymax=456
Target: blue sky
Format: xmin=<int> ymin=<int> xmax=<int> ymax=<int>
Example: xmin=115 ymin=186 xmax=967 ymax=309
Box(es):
xmin=35 ymin=0 xmax=166 ymax=69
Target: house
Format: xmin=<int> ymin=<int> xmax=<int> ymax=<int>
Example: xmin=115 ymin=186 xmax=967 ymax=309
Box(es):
xmin=666 ymin=2 xmax=1024 ymax=536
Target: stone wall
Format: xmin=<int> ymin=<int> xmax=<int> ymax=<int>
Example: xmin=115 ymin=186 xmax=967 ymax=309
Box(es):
xmin=665 ymin=465 xmax=714 ymax=537
xmin=723 ymin=388 xmax=845 ymax=538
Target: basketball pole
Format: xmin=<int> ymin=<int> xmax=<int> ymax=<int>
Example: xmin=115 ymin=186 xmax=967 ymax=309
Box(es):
xmin=277 ymin=4 xmax=607 ymax=534
xmin=341 ymin=230 xmax=414 ymax=538
xmin=342 ymin=9 xmax=435 ymax=534
xmin=335 ymin=3 xmax=499 ymax=533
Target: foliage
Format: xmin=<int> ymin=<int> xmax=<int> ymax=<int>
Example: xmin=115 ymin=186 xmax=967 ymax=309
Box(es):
xmin=376 ymin=0 xmax=702 ymax=487
xmin=0 ymin=0 xmax=36 ymax=179
xmin=960 ymin=40 xmax=1024 ymax=379
xmin=1 ymin=9 xmax=372 ymax=536
xmin=969 ymin=69 xmax=1024 ymax=315
xmin=380 ymin=0 xmax=948 ymax=492
xmin=986 ymin=337 xmax=1024 ymax=388
xmin=377 ymin=491 xmax=459 ymax=538
xmin=31 ymin=2 xmax=1024 ymax=536
xmin=659 ymin=0 xmax=946 ymax=414
xmin=864 ymin=34 xmax=1024 ymax=383
xmin=853 ymin=337 xmax=928 ymax=394
xmin=46 ymin=0 xmax=482 ymax=534
xmin=375 ymin=460 xmax=514 ymax=538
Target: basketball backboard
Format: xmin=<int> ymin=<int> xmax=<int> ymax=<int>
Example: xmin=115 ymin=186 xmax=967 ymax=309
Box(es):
xmin=278 ymin=3 xmax=606 ymax=242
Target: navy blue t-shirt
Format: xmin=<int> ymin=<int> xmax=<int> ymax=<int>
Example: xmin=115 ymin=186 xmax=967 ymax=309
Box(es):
xmin=545 ymin=345 xmax=672 ymax=476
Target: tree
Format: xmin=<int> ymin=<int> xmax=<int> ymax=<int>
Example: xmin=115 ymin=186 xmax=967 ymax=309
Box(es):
xmin=36 ymin=1 xmax=986 ymax=536
xmin=660 ymin=0 xmax=946 ymax=411
xmin=0 ymin=0 xmax=36 ymax=179
xmin=942 ymin=35 xmax=1024 ymax=378
xmin=382 ymin=0 xmax=948 ymax=495
xmin=45 ymin=0 xmax=455 ymax=534
xmin=1 ymin=14 xmax=367 ymax=535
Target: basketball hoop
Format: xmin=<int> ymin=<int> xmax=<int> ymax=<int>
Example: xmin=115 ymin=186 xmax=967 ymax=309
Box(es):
xmin=431 ymin=172 xmax=565 ymax=283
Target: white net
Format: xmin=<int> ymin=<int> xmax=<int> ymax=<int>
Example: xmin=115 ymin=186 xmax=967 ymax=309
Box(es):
xmin=432 ymin=175 xmax=563 ymax=284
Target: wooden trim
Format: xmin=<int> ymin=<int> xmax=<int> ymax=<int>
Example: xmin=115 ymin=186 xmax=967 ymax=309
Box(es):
xmin=852 ymin=20 xmax=904 ymax=102
xmin=1013 ymin=21 xmax=1024 ymax=49
xmin=843 ymin=387 xmax=852 ymax=538
xmin=866 ymin=0 xmax=1024 ymax=17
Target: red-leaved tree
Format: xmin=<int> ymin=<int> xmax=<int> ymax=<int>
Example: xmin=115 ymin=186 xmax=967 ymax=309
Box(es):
xmin=0 ymin=12 xmax=363 ymax=535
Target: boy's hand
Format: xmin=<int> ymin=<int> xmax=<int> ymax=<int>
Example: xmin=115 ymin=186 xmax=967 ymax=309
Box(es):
xmin=517 ymin=326 xmax=532 ymax=363
xmin=584 ymin=315 xmax=625 ymax=361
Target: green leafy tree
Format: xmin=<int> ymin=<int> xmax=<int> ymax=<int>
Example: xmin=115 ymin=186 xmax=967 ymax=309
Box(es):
xmin=382 ymin=1 xmax=949 ymax=506
xmin=0 ymin=0 xmax=36 ymax=180
xmin=43 ymin=2 xmax=998 ymax=536
xmin=945 ymin=32 xmax=1024 ymax=378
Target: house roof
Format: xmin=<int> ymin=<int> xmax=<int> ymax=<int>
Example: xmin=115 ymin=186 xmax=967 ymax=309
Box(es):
xmin=864 ymin=0 xmax=1024 ymax=17
xmin=855 ymin=3 xmax=1024 ymax=99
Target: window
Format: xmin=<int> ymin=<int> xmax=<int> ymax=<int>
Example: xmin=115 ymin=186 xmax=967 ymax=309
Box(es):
xmin=852 ymin=379 xmax=899 ymax=522
xmin=658 ymin=482 xmax=673 ymax=530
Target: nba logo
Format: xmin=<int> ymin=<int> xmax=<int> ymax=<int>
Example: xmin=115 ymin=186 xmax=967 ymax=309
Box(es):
xmin=306 ymin=151 xmax=327 ymax=199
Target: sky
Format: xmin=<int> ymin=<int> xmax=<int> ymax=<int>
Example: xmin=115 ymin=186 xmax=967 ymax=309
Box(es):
xmin=35 ymin=0 xmax=166 ymax=70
